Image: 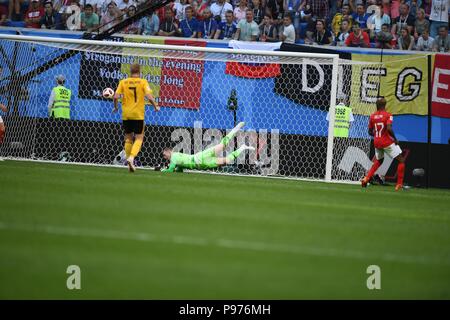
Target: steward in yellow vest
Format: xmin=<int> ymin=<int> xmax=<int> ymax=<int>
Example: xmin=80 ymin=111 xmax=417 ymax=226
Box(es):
xmin=327 ymin=103 xmax=354 ymax=138
xmin=48 ymin=75 xmax=71 ymax=119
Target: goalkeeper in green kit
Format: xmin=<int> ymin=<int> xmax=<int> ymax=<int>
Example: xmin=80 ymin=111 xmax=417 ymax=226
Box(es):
xmin=161 ymin=122 xmax=254 ymax=172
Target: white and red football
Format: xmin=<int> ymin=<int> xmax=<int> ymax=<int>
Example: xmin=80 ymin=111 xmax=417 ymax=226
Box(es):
xmin=102 ymin=87 xmax=115 ymax=99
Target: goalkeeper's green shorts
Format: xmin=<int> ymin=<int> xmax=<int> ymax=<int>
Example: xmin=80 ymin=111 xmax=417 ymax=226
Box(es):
xmin=193 ymin=147 xmax=219 ymax=170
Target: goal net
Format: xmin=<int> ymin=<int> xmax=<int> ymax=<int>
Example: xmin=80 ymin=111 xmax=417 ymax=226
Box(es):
xmin=0 ymin=34 xmax=381 ymax=183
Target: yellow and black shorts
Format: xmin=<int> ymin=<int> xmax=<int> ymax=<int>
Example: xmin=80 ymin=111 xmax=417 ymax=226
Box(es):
xmin=123 ymin=120 xmax=144 ymax=134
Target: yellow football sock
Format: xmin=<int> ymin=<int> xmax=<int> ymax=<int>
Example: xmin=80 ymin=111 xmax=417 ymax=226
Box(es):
xmin=124 ymin=139 xmax=133 ymax=158
xmin=130 ymin=139 xmax=143 ymax=157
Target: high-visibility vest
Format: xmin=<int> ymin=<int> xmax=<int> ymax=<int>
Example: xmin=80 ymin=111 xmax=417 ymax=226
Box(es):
xmin=333 ymin=104 xmax=352 ymax=138
xmin=52 ymin=86 xmax=71 ymax=119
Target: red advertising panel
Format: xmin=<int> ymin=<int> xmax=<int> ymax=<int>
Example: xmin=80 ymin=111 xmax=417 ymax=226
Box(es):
xmin=159 ymin=39 xmax=207 ymax=109
xmin=432 ymin=54 xmax=450 ymax=118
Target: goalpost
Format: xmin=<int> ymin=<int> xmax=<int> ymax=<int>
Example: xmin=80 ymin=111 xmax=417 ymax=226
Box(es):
xmin=0 ymin=34 xmax=380 ymax=183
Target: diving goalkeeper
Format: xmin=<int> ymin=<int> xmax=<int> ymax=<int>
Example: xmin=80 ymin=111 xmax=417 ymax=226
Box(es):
xmin=161 ymin=122 xmax=254 ymax=172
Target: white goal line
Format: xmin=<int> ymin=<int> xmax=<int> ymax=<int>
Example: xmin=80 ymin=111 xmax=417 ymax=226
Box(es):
xmin=2 ymin=157 xmax=360 ymax=186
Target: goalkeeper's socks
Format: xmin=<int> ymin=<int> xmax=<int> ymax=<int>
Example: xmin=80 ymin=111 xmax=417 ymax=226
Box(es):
xmin=366 ymin=159 xmax=381 ymax=180
xmin=220 ymin=122 xmax=245 ymax=146
xmin=226 ymin=150 xmax=240 ymax=163
xmin=130 ymin=139 xmax=143 ymax=157
xmin=226 ymin=145 xmax=255 ymax=162
xmin=397 ymin=162 xmax=405 ymax=186
xmin=125 ymin=139 xmax=133 ymax=158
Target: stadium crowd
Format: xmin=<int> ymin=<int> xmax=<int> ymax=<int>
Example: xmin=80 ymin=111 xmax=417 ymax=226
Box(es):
xmin=0 ymin=0 xmax=449 ymax=51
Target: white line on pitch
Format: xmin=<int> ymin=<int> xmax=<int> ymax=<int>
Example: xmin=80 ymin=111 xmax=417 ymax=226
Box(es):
xmin=0 ymin=221 xmax=449 ymax=267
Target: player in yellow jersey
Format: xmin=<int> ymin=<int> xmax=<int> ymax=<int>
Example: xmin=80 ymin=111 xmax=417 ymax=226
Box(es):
xmin=113 ymin=63 xmax=159 ymax=172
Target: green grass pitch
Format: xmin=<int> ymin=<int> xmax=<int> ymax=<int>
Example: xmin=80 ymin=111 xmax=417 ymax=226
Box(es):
xmin=0 ymin=160 xmax=449 ymax=299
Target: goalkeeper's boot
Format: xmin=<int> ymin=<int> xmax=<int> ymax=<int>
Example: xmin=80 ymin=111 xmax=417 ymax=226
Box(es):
xmin=237 ymin=145 xmax=255 ymax=153
xmin=361 ymin=176 xmax=369 ymax=188
xmin=395 ymin=184 xmax=403 ymax=191
xmin=127 ymin=156 xmax=136 ymax=173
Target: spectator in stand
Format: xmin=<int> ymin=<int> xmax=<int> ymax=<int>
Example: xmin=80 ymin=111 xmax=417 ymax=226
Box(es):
xmin=352 ymin=3 xmax=370 ymax=32
xmin=80 ymin=3 xmax=99 ymax=31
xmin=210 ymin=0 xmax=233 ymax=23
xmin=273 ymin=0 xmax=286 ymax=34
xmin=234 ymin=0 xmax=248 ymax=22
xmin=235 ymin=8 xmax=259 ymax=40
xmin=98 ymin=0 xmax=111 ymax=16
xmin=376 ymin=23 xmax=395 ymax=49
xmin=158 ymin=6 xmax=179 ymax=37
xmin=414 ymin=8 xmax=430 ymax=41
xmin=331 ymin=3 xmax=353 ymax=37
xmin=300 ymin=0 xmax=329 ymax=21
xmin=415 ymin=28 xmax=434 ymax=51
xmin=382 ymin=0 xmax=401 ymax=20
xmin=267 ymin=0 xmax=285 ymax=24
xmin=378 ymin=0 xmax=399 ymax=20
xmin=281 ymin=13 xmax=296 ymax=43
xmin=174 ymin=0 xmax=189 ymax=22
xmin=190 ymin=0 xmax=199 ymax=19
xmin=53 ymin=0 xmax=70 ymax=18
xmin=406 ymin=0 xmax=419 ymax=19
xmin=252 ymin=0 xmax=264 ymax=25
xmin=116 ymin=0 xmax=136 ymax=13
xmin=179 ymin=5 xmax=198 ymax=38
xmin=139 ymin=11 xmax=159 ymax=35
xmin=302 ymin=0 xmax=330 ymax=42
xmin=156 ymin=2 xmax=175 ymax=24
xmin=81 ymin=0 xmax=101 ymax=16
xmin=329 ymin=0 xmax=342 ymax=20
xmin=391 ymin=3 xmax=414 ymax=41
xmin=367 ymin=4 xmax=391 ymax=40
xmin=420 ymin=0 xmax=432 ymax=19
xmin=40 ymin=1 xmax=63 ymax=29
xmin=429 ymin=0 xmax=449 ymax=38
xmin=335 ymin=18 xmax=351 ymax=46
xmin=215 ymin=9 xmax=237 ymax=39
xmin=345 ymin=21 xmax=370 ymax=47
xmin=285 ymin=0 xmax=302 ymax=41
xmin=8 ymin=0 xmax=29 ymax=21
xmin=306 ymin=18 xmax=332 ymax=45
xmin=0 ymin=0 xmax=7 ymax=13
xmin=259 ymin=13 xmax=278 ymax=41
xmin=397 ymin=26 xmax=414 ymax=50
xmin=432 ymin=25 xmax=450 ymax=52
xmin=25 ymin=0 xmax=44 ymax=28
xmin=194 ymin=0 xmax=209 ymax=21
xmin=123 ymin=5 xmax=140 ymax=34
xmin=366 ymin=0 xmax=378 ymax=15
xmin=0 ymin=2 xmax=8 ymax=25
xmin=343 ymin=0 xmax=359 ymax=13
xmin=100 ymin=1 xmax=122 ymax=32
xmin=197 ymin=7 xmax=218 ymax=39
